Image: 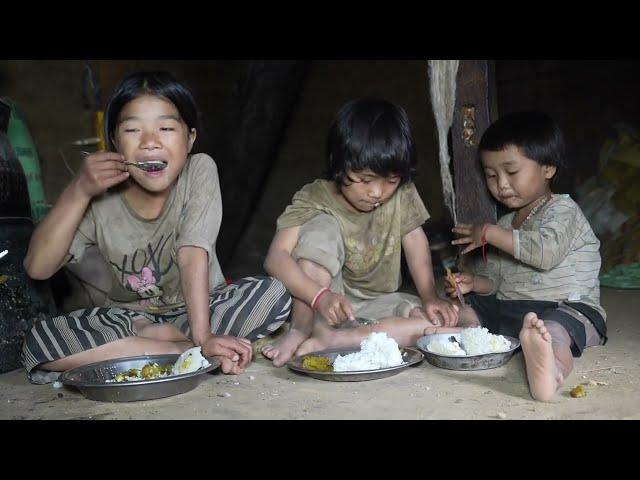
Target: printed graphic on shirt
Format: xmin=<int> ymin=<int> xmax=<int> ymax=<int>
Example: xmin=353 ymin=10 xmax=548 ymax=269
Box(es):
xmin=109 ymin=233 xmax=175 ymax=300
xmin=127 ymin=266 xmax=162 ymax=298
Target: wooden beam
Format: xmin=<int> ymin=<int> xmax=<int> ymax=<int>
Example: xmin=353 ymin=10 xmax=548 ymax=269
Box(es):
xmin=450 ymin=60 xmax=498 ymax=225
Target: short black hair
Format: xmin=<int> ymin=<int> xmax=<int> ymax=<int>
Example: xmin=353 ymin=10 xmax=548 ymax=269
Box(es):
xmin=104 ymin=71 xmax=200 ymax=150
xmin=324 ymin=98 xmax=417 ymax=185
xmin=478 ymin=111 xmax=567 ymax=170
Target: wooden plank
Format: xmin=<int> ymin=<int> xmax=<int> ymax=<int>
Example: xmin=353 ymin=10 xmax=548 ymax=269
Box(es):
xmin=450 ymin=60 xmax=497 ymax=225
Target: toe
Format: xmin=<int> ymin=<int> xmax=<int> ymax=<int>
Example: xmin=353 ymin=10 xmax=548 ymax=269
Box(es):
xmin=261 ymin=346 xmax=279 ymax=359
xmin=273 ymin=355 xmax=289 ymax=368
xmin=219 ymin=357 xmax=234 ymax=374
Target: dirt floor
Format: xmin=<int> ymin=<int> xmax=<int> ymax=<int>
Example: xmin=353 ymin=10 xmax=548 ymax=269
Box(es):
xmin=0 ymin=288 xmax=638 ymax=420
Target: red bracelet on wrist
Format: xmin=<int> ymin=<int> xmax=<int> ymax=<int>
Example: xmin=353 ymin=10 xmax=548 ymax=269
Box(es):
xmin=480 ymin=224 xmax=489 ymax=265
xmin=311 ymin=287 xmax=330 ymax=310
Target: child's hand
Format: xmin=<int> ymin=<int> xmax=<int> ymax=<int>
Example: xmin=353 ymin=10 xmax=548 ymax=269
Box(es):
xmin=444 ymin=272 xmax=474 ymax=298
xmin=451 ymin=223 xmax=488 ymax=254
xmin=200 ymin=334 xmax=253 ymax=374
xmin=75 ymin=151 xmax=129 ymax=199
xmin=423 ymin=297 xmax=459 ymax=327
xmin=315 ymin=291 xmax=355 ymax=326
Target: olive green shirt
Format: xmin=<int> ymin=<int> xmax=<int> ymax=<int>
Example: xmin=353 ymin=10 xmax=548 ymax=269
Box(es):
xmin=277 ymin=179 xmax=430 ymax=298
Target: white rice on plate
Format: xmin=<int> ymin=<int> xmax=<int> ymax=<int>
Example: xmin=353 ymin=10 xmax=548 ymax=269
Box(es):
xmin=460 ymin=327 xmax=511 ymax=355
xmin=172 ymin=346 xmax=211 ymax=375
xmin=333 ymin=332 xmax=405 ymax=372
xmin=427 ymin=327 xmax=511 ymax=356
xmin=426 ymin=338 xmax=466 ymax=356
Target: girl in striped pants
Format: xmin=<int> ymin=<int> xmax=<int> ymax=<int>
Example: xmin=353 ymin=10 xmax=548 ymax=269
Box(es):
xmin=21 ymin=71 xmax=290 ymax=383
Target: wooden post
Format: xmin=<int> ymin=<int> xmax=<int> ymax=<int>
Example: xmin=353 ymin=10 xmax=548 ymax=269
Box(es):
xmin=450 ymin=60 xmax=498 ymax=225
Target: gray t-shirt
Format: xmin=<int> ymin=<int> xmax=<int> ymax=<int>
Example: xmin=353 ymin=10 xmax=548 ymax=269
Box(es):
xmin=68 ymin=153 xmax=225 ymax=313
xmin=472 ymin=194 xmax=605 ymax=319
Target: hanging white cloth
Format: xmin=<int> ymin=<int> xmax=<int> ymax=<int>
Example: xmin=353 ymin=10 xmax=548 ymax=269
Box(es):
xmin=428 ymin=60 xmax=459 ymax=225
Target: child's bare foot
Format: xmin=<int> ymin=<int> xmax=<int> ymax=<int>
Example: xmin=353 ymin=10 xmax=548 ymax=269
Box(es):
xmin=520 ymin=312 xmax=563 ymax=402
xmin=295 ymin=321 xmax=344 ymax=356
xmin=217 ymin=356 xmax=245 ymax=375
xmin=261 ymin=328 xmax=309 ymax=367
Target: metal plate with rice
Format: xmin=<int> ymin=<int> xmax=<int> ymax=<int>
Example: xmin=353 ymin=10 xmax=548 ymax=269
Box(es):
xmin=60 ymin=354 xmax=220 ymax=402
xmin=287 ymin=347 xmax=423 ymax=381
xmin=416 ymin=333 xmax=520 ymax=371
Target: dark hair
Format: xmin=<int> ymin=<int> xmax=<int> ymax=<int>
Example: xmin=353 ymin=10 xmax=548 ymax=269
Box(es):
xmin=324 ymin=98 xmax=417 ymax=185
xmin=104 ymin=71 xmax=200 ymax=150
xmin=478 ymin=111 xmax=567 ymax=172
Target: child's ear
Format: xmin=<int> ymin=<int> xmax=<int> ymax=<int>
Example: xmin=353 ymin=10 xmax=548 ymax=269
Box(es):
xmin=543 ymin=165 xmax=557 ymax=180
xmin=187 ymin=128 xmax=197 ymax=152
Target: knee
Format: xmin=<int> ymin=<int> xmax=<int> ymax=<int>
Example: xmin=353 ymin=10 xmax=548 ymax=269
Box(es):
xmin=297 ymin=258 xmax=332 ymax=283
xmin=299 ymin=214 xmax=342 ymax=241
xmin=294 ymin=214 xmax=344 ymax=276
xmin=459 ymin=307 xmax=481 ymax=328
xmin=544 ymin=321 xmax=571 ymax=345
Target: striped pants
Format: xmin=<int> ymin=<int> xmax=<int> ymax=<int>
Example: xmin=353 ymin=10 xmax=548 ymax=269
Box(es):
xmin=21 ymin=276 xmax=291 ymax=384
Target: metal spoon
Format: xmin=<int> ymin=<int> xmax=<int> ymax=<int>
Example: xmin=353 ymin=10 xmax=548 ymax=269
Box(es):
xmin=449 ymin=335 xmax=466 ymax=352
xmin=80 ymin=151 xmax=167 ymax=172
xmin=336 ymin=317 xmax=375 ymax=329
xmin=124 ymin=160 xmax=168 ymax=172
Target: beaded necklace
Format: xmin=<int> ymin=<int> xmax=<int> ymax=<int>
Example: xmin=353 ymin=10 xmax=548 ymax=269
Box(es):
xmin=514 ymin=194 xmax=552 ymax=229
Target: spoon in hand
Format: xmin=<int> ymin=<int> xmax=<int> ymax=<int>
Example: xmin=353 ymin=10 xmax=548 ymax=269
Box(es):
xmin=124 ymin=160 xmax=168 ymax=172
xmin=80 ymin=152 xmax=168 ymax=172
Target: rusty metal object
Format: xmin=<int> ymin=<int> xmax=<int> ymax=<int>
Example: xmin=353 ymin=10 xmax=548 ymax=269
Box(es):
xmin=462 ymin=105 xmax=477 ymax=147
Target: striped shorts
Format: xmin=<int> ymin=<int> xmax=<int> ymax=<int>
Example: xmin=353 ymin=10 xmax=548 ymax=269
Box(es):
xmin=21 ymin=276 xmax=291 ymax=384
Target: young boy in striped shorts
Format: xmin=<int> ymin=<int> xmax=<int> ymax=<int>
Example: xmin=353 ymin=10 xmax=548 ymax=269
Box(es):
xmin=448 ymin=111 xmax=607 ymax=402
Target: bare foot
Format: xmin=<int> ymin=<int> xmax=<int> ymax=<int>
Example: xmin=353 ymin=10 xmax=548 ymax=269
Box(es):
xmin=295 ymin=322 xmax=344 ymax=357
xmin=519 ymin=312 xmax=563 ymax=402
xmin=261 ymin=328 xmax=310 ymax=367
xmin=217 ymin=356 xmax=245 ymax=375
